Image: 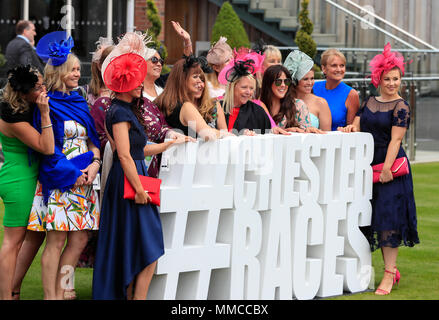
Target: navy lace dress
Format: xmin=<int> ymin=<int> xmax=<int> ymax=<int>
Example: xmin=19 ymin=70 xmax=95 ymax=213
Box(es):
xmin=358 ymin=96 xmax=419 ymax=251
xmin=92 ymin=99 xmax=164 ymax=300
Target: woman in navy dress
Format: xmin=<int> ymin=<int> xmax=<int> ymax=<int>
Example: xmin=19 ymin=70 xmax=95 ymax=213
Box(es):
xmin=92 ymin=32 xmax=190 ymax=300
xmin=339 ymin=43 xmax=419 ymax=296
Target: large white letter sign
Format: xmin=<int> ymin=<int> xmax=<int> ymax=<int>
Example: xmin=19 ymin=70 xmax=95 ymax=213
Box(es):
xmin=148 ymin=132 xmax=374 ymax=300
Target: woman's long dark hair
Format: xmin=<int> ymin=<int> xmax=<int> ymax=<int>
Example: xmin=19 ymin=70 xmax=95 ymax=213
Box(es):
xmin=260 ymin=64 xmax=298 ymax=128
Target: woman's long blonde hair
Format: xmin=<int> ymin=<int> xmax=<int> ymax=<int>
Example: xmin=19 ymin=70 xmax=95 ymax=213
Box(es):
xmin=44 ymin=53 xmax=80 ymax=93
xmin=2 ymin=67 xmax=40 ymax=114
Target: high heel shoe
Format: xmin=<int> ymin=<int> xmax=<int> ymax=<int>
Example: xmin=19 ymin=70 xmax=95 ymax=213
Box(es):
xmin=375 ymin=269 xmax=396 ymax=295
xmin=394 ymin=267 xmax=401 ymax=286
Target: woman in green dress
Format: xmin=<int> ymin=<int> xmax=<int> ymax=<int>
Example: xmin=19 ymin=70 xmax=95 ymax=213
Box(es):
xmin=0 ymin=65 xmax=54 ymax=300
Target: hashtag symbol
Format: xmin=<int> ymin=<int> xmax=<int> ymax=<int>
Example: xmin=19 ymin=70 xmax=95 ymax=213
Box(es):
xmin=150 ymin=140 xmax=233 ymax=299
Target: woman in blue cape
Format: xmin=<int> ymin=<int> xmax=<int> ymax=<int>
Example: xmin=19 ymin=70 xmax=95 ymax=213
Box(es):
xmin=26 ymin=31 xmax=101 ymax=300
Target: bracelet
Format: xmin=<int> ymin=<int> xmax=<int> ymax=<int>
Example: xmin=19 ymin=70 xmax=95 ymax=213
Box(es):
xmin=41 ymin=124 xmax=53 ymax=129
xmin=184 ymin=42 xmax=192 ymax=48
xmin=92 ymin=157 xmax=102 ymax=166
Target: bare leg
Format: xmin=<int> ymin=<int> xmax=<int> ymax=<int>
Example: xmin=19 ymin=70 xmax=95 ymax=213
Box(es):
xmin=0 ymin=227 xmax=26 ymax=300
xmin=132 ymin=261 xmax=157 ymax=300
xmin=11 ymin=230 xmax=45 ymax=299
xmin=41 ymin=231 xmax=66 ymax=300
xmin=55 ymin=230 xmax=88 ymax=300
xmin=376 ymin=246 xmax=398 ymax=295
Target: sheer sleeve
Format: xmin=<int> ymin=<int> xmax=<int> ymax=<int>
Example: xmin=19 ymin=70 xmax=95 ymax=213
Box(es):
xmin=392 ymin=100 xmax=411 ymax=129
xmin=356 ymin=96 xmax=370 ymax=118
xmin=295 ymin=99 xmax=312 ymax=129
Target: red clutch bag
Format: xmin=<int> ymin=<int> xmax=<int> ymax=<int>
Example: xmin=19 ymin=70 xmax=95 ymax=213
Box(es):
xmin=372 ymin=157 xmax=409 ymax=183
xmin=123 ymin=174 xmax=161 ymax=206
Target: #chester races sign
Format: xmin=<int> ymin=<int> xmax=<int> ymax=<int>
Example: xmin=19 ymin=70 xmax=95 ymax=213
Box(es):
xmin=148 ymin=132 xmax=374 ymax=300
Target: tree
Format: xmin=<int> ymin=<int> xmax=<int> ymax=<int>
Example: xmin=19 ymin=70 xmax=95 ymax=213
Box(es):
xmin=145 ymin=0 xmax=169 ymax=73
xmin=294 ymin=0 xmax=316 ymax=59
xmin=211 ymin=1 xmax=250 ymax=50
xmin=294 ymin=0 xmax=321 ymax=75
xmin=0 ymin=46 xmax=5 ymax=68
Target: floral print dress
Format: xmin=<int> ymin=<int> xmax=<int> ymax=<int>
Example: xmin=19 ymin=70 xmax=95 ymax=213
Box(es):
xmin=28 ymin=120 xmax=100 ymax=232
xmin=278 ymin=99 xmax=312 ymax=129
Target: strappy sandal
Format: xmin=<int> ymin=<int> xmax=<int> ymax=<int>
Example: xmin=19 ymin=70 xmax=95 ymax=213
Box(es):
xmin=11 ymin=291 xmax=20 ymax=300
xmin=63 ymin=289 xmax=77 ymax=300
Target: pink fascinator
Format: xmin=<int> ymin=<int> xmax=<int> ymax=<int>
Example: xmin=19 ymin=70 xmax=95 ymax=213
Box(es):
xmin=369 ymin=43 xmax=407 ymax=88
xmin=218 ymin=47 xmax=265 ymax=85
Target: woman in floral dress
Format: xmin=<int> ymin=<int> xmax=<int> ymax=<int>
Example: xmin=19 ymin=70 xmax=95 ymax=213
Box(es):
xmin=27 ymin=31 xmax=101 ymax=300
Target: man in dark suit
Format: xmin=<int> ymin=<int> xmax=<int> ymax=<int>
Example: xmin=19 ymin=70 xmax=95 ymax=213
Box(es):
xmin=5 ymin=20 xmax=45 ymax=74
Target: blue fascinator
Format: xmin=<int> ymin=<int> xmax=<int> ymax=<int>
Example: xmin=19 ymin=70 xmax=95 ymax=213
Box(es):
xmin=283 ymin=50 xmax=314 ymax=81
xmin=36 ymin=31 xmax=74 ymax=66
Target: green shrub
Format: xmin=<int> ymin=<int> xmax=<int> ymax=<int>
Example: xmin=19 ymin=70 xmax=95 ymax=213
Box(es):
xmin=294 ymin=0 xmax=321 ymax=76
xmin=145 ymin=0 xmax=170 ymax=74
xmin=0 ymin=46 xmax=5 ymax=68
xmin=211 ymin=1 xmax=250 ymax=50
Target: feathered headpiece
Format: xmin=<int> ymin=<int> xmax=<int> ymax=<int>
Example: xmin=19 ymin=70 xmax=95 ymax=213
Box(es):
xmin=369 ymin=43 xmax=408 ymax=88
xmin=7 ymin=65 xmax=39 ymax=94
xmin=217 ymin=47 xmax=264 ymax=85
xmin=101 ymin=31 xmax=151 ymax=93
xmin=92 ymin=37 xmax=114 ymax=62
xmin=206 ymin=36 xmax=233 ymax=66
xmin=283 ymin=50 xmax=314 ymax=82
xmin=36 ymin=31 xmax=74 ymax=66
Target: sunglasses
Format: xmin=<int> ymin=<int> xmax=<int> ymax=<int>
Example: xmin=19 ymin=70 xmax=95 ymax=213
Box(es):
xmin=150 ymin=56 xmax=164 ymax=65
xmin=274 ymin=78 xmax=292 ymax=87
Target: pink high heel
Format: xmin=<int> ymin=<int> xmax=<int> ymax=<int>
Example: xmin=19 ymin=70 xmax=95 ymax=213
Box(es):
xmin=375 ymin=269 xmax=396 ymax=295
xmin=394 ymin=267 xmax=401 ymax=286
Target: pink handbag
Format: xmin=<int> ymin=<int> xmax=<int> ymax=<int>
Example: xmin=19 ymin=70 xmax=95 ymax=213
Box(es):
xmin=372 ymin=157 xmax=409 ymax=183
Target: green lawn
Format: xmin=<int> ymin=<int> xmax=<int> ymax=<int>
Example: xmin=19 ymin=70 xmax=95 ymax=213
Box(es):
xmin=1 ymin=162 xmax=438 ymax=300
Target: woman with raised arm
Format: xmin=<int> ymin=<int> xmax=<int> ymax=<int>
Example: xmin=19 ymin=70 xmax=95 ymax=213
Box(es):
xmin=155 ymin=55 xmax=231 ymax=140
xmin=338 ymin=43 xmax=419 ymax=296
xmin=0 ymin=65 xmax=54 ymax=300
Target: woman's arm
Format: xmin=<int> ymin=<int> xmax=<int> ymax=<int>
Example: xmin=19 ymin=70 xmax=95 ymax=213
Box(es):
xmin=113 ymin=121 xmax=150 ymax=204
xmin=379 ymin=126 xmax=406 ymax=183
xmin=215 ymin=101 xmax=228 ymax=131
xmin=171 ymin=21 xmax=193 ymax=56
xmin=338 ymin=115 xmax=360 ymax=132
xmin=6 ymin=92 xmax=54 ymax=154
xmin=143 ymin=135 xmax=192 ymax=157
xmin=346 ymin=89 xmax=360 ymax=125
xmin=82 ymin=139 xmax=100 ymax=185
xmin=180 ymin=101 xmax=221 ymax=140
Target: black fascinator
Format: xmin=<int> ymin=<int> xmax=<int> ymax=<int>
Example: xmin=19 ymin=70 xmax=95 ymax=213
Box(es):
xmin=182 ymin=54 xmax=213 ymax=74
xmin=7 ymin=65 xmax=39 ymax=94
xmin=224 ymin=59 xmax=255 ymax=83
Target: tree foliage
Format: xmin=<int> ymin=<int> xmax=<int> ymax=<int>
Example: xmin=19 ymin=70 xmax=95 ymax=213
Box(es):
xmin=145 ymin=0 xmax=169 ymax=73
xmin=294 ymin=0 xmax=316 ymax=59
xmin=211 ymin=1 xmax=250 ymax=50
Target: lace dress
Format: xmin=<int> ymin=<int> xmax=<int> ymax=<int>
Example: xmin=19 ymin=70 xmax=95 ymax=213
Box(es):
xmin=357 ymin=96 xmax=419 ymax=251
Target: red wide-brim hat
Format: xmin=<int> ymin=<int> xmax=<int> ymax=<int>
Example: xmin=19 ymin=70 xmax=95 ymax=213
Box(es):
xmin=103 ymin=53 xmax=147 ymax=93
